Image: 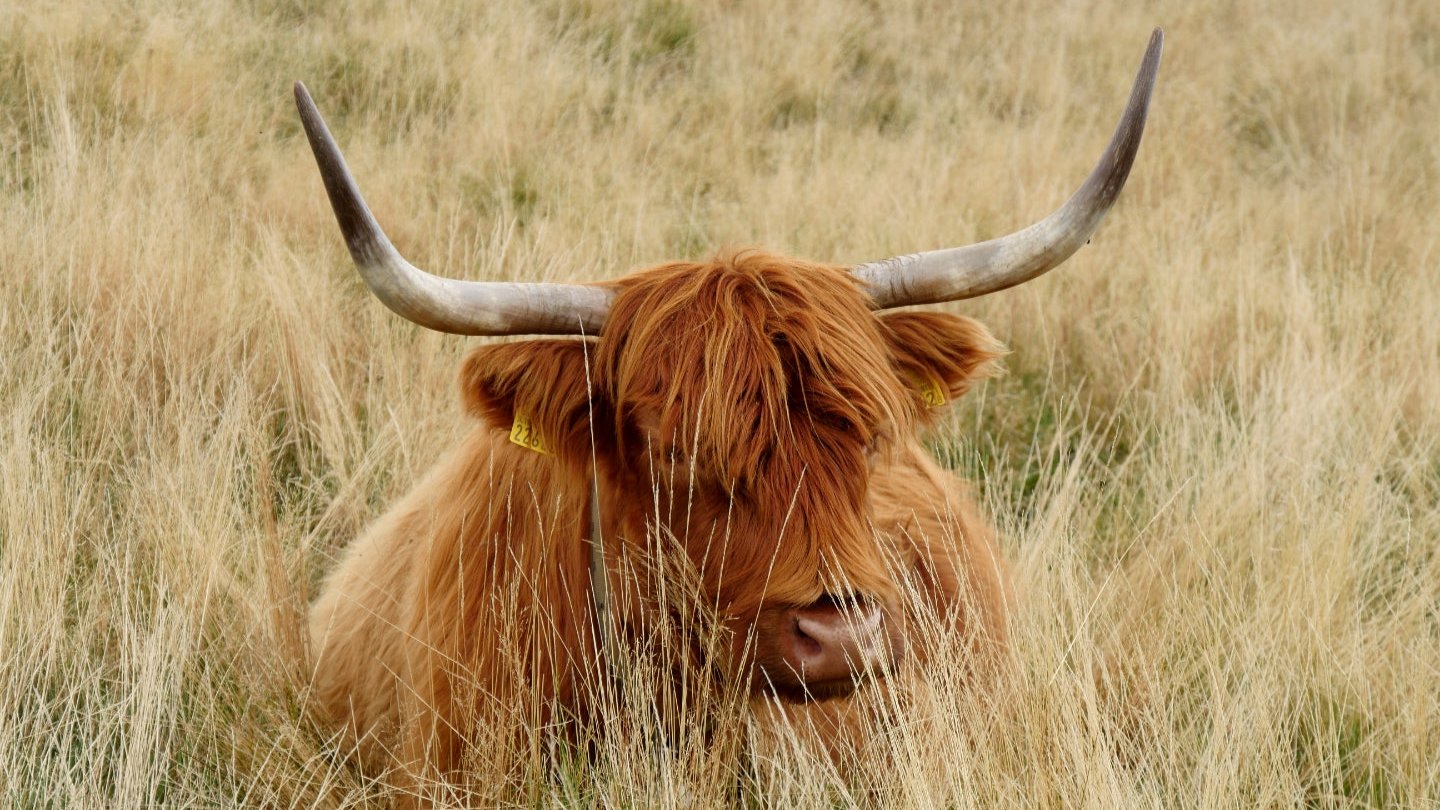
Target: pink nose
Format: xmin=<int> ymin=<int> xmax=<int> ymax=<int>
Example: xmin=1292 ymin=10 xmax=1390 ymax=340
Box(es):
xmin=778 ymin=598 xmax=903 ymax=689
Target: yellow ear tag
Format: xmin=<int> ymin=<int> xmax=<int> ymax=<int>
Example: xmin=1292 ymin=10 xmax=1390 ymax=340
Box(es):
xmin=509 ymin=412 xmax=551 ymax=455
xmin=914 ymin=374 xmax=947 ymax=409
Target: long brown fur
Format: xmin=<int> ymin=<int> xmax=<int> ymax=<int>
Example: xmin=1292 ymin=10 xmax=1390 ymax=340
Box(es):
xmin=307 ymin=249 xmax=1012 ymax=798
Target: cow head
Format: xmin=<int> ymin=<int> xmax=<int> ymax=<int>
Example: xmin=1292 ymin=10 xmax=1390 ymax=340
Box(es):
xmin=456 ymin=252 xmax=1004 ymax=700
xmin=294 ymin=31 xmax=1162 ymax=702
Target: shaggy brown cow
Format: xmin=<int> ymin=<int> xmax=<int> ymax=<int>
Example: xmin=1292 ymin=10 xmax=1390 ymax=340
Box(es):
xmin=301 ymin=30 xmax=1162 ymax=796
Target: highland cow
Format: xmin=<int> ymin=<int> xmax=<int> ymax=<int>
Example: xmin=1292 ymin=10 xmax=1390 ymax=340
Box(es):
xmin=299 ymin=29 xmax=1162 ymax=797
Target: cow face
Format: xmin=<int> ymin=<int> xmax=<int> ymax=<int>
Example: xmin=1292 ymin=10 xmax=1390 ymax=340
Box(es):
xmin=461 ymin=250 xmax=1001 ymax=701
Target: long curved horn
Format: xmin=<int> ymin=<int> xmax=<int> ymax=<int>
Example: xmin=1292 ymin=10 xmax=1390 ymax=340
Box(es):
xmin=855 ymin=28 xmax=1163 ymax=309
xmin=294 ymin=82 xmax=613 ymax=336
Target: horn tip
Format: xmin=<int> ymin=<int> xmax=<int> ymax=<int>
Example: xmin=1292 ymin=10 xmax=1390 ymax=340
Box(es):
xmin=294 ymin=81 xmax=314 ymax=110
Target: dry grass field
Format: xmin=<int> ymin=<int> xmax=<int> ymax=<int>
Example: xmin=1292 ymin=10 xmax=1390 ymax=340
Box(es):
xmin=3 ymin=0 xmax=1438 ymax=806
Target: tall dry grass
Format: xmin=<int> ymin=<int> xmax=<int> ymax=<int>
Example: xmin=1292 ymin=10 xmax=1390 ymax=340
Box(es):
xmin=2 ymin=0 xmax=1437 ymax=806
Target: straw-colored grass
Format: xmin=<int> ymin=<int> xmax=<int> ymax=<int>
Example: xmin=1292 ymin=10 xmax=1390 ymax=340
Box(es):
xmin=3 ymin=0 xmax=1437 ymax=806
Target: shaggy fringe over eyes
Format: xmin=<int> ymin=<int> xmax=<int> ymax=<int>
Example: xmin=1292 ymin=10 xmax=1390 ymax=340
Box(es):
xmin=597 ymin=249 xmax=916 ymax=489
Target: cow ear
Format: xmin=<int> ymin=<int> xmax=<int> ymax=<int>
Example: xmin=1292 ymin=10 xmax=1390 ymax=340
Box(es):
xmin=459 ymin=339 xmax=602 ymax=463
xmin=878 ymin=312 xmax=1004 ymax=418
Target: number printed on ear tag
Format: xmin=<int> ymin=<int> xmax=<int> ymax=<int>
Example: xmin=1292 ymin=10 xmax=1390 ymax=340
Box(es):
xmin=509 ymin=412 xmax=551 ymax=455
xmin=915 ymin=375 xmax=947 ymax=409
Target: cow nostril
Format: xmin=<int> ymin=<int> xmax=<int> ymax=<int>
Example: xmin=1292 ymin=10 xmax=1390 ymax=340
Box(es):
xmin=760 ymin=593 xmax=908 ymax=702
xmin=790 ymin=617 xmax=823 ymax=658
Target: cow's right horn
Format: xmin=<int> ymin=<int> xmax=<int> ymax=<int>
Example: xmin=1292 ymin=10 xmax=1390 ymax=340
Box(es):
xmin=855 ymin=28 xmax=1163 ymax=309
xmin=295 ymin=82 xmax=613 ymax=336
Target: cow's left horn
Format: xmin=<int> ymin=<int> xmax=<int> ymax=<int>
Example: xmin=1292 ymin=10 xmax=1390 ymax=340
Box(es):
xmin=855 ymin=28 xmax=1163 ymax=309
xmin=294 ymin=82 xmax=613 ymax=336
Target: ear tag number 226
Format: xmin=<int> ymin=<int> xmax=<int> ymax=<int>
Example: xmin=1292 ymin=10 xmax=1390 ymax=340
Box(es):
xmin=509 ymin=412 xmax=551 ymax=455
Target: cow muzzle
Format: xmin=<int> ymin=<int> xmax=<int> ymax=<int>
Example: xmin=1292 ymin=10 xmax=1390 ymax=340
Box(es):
xmin=750 ymin=596 xmax=906 ymax=701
